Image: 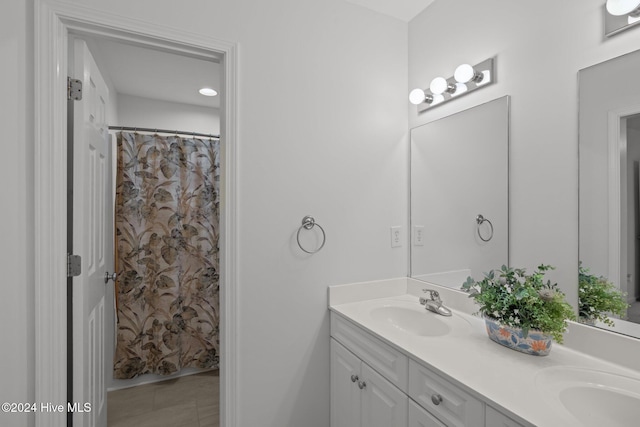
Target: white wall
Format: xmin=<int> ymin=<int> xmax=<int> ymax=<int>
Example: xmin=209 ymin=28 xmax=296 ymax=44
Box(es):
xmin=116 ymin=94 xmax=219 ymax=136
xmin=2 ymin=1 xmax=408 ymax=426
xmin=0 ymin=1 xmax=34 ymax=426
xmin=409 ymin=0 xmax=640 ymax=305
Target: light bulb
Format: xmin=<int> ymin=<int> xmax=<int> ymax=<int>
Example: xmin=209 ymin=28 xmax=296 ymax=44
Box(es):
xmin=452 ymin=83 xmax=468 ymax=96
xmin=454 ymin=64 xmax=475 ymax=83
xmin=429 ymin=77 xmax=448 ymax=95
xmin=199 ymin=87 xmax=218 ymax=96
xmin=409 ymin=88 xmax=426 ymax=105
xmin=431 ymin=94 xmax=445 ymax=105
xmin=606 ymin=0 xmax=640 ymax=16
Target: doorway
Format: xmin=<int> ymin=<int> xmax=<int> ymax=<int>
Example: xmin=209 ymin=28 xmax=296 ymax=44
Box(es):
xmin=34 ymin=2 xmax=238 ymax=426
xmin=69 ymin=34 xmax=221 ymax=426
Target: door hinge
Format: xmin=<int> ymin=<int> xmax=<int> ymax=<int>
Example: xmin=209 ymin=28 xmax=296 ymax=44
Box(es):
xmin=67 ymin=77 xmax=82 ymax=101
xmin=67 ymin=254 xmax=82 ymax=277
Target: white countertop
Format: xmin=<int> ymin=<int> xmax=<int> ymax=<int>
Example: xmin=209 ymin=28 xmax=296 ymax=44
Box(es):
xmin=329 ymin=282 xmax=640 ymax=427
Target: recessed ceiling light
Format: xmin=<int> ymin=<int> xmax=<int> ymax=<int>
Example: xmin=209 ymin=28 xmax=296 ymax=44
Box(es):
xmin=199 ymin=87 xmax=218 ymax=97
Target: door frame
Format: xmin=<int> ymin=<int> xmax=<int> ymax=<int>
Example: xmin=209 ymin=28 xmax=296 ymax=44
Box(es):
xmin=608 ymin=104 xmax=640 ymax=299
xmin=34 ymin=1 xmax=239 ymax=426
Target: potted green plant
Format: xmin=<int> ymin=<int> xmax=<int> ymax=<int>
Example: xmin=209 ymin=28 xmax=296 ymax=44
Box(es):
xmin=461 ymin=264 xmax=575 ymax=356
xmin=578 ymin=263 xmax=628 ymax=326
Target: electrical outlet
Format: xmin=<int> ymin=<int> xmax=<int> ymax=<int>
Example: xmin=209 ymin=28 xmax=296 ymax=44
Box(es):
xmin=413 ymin=225 xmax=424 ymax=246
xmin=391 ymin=226 xmax=402 ymax=248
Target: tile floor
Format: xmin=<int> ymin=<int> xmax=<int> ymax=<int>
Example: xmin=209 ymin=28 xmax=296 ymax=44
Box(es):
xmin=107 ymin=370 xmax=219 ymax=427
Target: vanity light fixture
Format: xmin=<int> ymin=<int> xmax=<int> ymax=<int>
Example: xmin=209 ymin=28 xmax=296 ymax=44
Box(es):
xmin=409 ymin=57 xmax=495 ymax=112
xmin=605 ymin=0 xmax=640 ymax=36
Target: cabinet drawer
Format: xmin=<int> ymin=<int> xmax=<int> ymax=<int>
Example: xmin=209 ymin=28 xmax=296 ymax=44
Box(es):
xmin=331 ymin=313 xmax=408 ymax=392
xmin=409 ymin=399 xmax=446 ymax=427
xmin=409 ymin=360 xmax=484 ymax=427
xmin=486 ymin=406 xmax=526 ymax=427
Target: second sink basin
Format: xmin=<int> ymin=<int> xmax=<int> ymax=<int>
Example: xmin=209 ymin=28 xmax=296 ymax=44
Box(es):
xmin=535 ymin=366 xmax=640 ymax=426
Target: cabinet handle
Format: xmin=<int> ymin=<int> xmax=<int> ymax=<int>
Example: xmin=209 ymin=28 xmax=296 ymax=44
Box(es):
xmin=358 ymin=380 xmax=367 ymax=390
xmin=350 ymin=374 xmax=359 ymax=383
xmin=431 ymin=394 xmax=443 ymax=405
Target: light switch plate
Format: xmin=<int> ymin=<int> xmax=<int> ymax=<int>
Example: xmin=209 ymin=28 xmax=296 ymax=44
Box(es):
xmin=413 ymin=225 xmax=424 ymax=246
xmin=391 ymin=226 xmax=402 ymax=248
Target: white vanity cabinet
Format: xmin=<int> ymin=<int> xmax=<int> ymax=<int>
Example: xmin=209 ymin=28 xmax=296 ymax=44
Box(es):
xmin=331 ymin=339 xmax=408 ymax=427
xmin=330 ymin=311 xmax=529 ymax=427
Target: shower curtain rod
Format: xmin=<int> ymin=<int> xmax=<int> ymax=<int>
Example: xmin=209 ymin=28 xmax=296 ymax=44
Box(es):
xmin=108 ymin=126 xmax=220 ymax=139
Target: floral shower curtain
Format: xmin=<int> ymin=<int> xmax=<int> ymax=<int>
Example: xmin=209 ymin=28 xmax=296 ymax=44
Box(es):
xmin=113 ymin=132 xmax=220 ymax=379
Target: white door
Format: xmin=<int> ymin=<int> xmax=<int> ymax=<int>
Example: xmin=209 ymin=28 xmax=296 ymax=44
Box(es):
xmin=331 ymin=339 xmax=362 ymax=427
xmin=71 ymin=38 xmax=112 ymax=427
xmin=361 ymin=363 xmax=408 ymax=427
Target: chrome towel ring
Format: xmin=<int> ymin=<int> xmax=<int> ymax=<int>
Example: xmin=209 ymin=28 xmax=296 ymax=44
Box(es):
xmin=476 ymin=214 xmax=494 ymax=242
xmin=297 ymin=215 xmax=326 ymax=254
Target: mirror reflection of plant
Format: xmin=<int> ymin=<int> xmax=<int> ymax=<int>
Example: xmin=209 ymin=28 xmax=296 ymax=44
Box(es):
xmin=462 ymin=265 xmax=575 ymax=343
xmin=578 ymin=263 xmax=628 ymax=327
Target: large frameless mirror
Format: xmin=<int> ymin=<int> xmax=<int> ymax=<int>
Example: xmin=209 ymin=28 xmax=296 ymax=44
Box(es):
xmin=579 ymin=49 xmax=640 ymax=338
xmin=410 ymin=96 xmax=509 ymax=290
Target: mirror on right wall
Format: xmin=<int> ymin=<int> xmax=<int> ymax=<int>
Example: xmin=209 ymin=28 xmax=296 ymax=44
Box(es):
xmin=579 ymin=49 xmax=640 ymax=338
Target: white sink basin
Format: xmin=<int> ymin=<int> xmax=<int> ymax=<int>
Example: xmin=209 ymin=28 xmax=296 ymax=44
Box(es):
xmin=370 ymin=306 xmax=452 ymax=336
xmin=535 ymin=366 xmax=640 ymax=426
xmin=365 ymin=300 xmax=471 ymax=338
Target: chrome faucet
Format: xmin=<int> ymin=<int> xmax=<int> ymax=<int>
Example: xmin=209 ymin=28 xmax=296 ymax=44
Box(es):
xmin=419 ymin=289 xmax=452 ymax=316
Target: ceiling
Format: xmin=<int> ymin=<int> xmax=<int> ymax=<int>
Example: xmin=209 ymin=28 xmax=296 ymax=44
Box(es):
xmin=83 ymin=1 xmax=434 ymax=110
xmin=343 ymin=0 xmax=435 ymax=21
xmin=85 ymin=36 xmax=221 ymax=109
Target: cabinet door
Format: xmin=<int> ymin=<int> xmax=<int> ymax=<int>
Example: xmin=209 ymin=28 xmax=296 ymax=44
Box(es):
xmin=361 ymin=363 xmax=408 ymax=427
xmin=331 ymin=339 xmax=362 ymax=427
xmin=409 ymin=400 xmax=446 ymax=427
xmin=486 ymin=406 xmax=526 ymax=427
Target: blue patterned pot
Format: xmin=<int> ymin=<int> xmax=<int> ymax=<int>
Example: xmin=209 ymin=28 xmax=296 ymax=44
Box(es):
xmin=484 ymin=316 xmax=552 ymax=356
